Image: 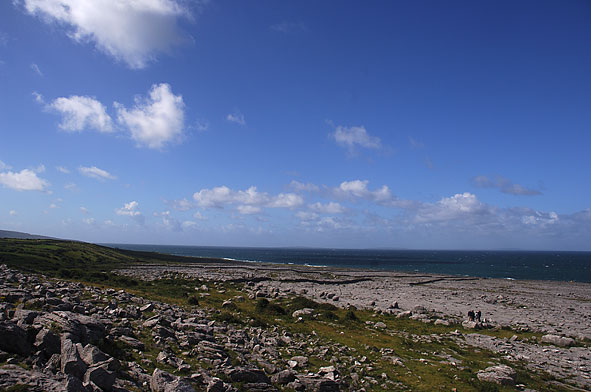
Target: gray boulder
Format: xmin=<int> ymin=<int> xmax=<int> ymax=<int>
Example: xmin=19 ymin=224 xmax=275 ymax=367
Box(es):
xmin=80 ymin=344 xmax=109 ymax=366
xmin=477 ymin=364 xmax=517 ymax=386
xmin=84 ymin=363 xmax=116 ymax=391
xmin=35 ymin=328 xmax=61 ymax=358
xmin=61 ymin=338 xmax=87 ymax=380
xmin=271 ymin=369 xmax=296 ymax=385
xmin=541 ymin=334 xmax=575 ymax=347
xmin=118 ymin=335 xmax=145 ymax=350
xmin=151 ymin=368 xmax=195 ymax=392
xmin=35 ymin=311 xmax=105 ymax=344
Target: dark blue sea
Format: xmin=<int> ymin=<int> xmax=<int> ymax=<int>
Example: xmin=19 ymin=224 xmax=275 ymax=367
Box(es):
xmin=104 ymin=244 xmax=591 ymax=283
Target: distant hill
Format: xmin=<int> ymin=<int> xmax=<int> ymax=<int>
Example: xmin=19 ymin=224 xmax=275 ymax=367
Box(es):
xmin=0 ymin=230 xmax=55 ymax=240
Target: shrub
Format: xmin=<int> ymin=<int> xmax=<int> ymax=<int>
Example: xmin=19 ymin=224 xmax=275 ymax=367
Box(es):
xmin=256 ymin=298 xmax=286 ymax=315
xmin=342 ymin=310 xmax=358 ymax=322
xmin=187 ymin=296 xmax=199 ymax=306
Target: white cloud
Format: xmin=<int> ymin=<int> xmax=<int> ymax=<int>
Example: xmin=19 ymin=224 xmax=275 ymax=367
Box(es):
xmin=331 ymin=125 xmax=381 ymax=151
xmin=226 ymin=111 xmax=245 ymax=126
xmin=168 ymin=198 xmax=193 ymax=211
xmin=115 ymin=200 xmax=144 ymax=224
xmin=49 ymin=95 xmax=113 ymax=132
xmin=9 ymin=210 xmax=17 ymax=216
xmin=413 ymin=192 xmax=490 ymax=224
xmin=116 ymin=83 xmax=185 ymax=149
xmin=80 ymin=206 xmax=89 ymax=214
xmin=0 ymin=160 xmax=10 ymax=170
xmin=158 ymin=210 xmax=181 ymax=231
xmin=193 ymin=186 xmax=235 ymax=208
xmin=193 ymin=185 xmax=303 ymax=212
xmin=56 ymin=166 xmax=70 ymax=174
xmin=268 ymin=193 xmax=304 ymax=208
xmin=83 ymin=217 xmax=96 ymax=225
xmin=521 ymin=211 xmax=559 ymax=226
xmin=309 ymin=202 xmax=345 ymax=214
xmin=237 ymin=205 xmax=262 ymax=215
xmin=334 ymin=180 xmax=391 ymax=202
xmin=0 ymin=169 xmax=49 ymax=191
xmin=49 ymin=203 xmax=58 ymax=209
xmin=20 ymin=0 xmax=193 ymax=69
xmin=79 ymin=166 xmax=116 ymax=180
xmin=116 ymin=201 xmax=141 ymax=216
xmin=30 ymin=62 xmax=43 ymax=76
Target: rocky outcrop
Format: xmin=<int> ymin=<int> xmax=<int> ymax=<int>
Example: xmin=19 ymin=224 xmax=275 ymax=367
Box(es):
xmin=0 ymin=365 xmax=67 ymax=391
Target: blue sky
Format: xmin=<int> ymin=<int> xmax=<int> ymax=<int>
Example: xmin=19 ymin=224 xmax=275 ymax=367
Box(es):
xmin=1 ymin=0 xmax=590 ymax=250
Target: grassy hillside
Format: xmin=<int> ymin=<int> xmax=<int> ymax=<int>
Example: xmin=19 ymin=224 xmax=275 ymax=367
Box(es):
xmin=0 ymin=238 xmax=221 ymax=286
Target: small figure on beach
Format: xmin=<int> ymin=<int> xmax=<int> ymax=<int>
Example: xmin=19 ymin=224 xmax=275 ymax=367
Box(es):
xmin=476 ymin=310 xmax=481 ymax=322
xmin=393 ymin=301 xmax=399 ymax=309
xmin=468 ymin=310 xmax=475 ymax=321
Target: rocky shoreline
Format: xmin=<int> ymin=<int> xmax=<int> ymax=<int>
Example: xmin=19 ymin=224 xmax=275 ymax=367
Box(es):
xmin=1 ymin=261 xmax=590 ymax=391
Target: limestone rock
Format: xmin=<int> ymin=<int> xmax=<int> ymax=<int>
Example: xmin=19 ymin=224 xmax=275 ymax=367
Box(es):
xmin=61 ymin=338 xmax=87 ymax=380
xmin=541 ymin=334 xmax=575 ymax=347
xmin=292 ymin=308 xmax=314 ymax=318
xmin=477 ymin=364 xmax=516 ymax=386
xmin=84 ymin=363 xmax=116 ymax=391
xmin=271 ymin=369 xmax=296 ymax=385
xmin=0 ymin=364 xmax=66 ymax=391
xmin=35 ymin=328 xmax=61 ymax=358
xmin=151 ymin=368 xmax=195 ymax=392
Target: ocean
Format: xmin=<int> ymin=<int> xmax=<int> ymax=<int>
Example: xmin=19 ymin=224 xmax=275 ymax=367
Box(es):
xmin=104 ymin=244 xmax=591 ymax=283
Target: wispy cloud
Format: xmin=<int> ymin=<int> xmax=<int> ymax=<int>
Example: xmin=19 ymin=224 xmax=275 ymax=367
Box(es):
xmin=270 ymin=21 xmax=309 ymax=34
xmin=288 ymin=180 xmax=320 ymax=193
xmin=472 ymin=175 xmax=542 ymax=196
xmin=226 ymin=111 xmax=246 ymax=126
xmin=330 ymin=125 xmax=382 ymax=152
xmin=408 ymin=136 xmax=424 ymax=149
xmin=78 ymin=166 xmax=116 ymax=181
xmin=30 ymin=62 xmax=43 ymax=76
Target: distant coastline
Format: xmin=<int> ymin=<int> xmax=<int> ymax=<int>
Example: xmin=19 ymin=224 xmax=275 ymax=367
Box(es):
xmin=104 ymin=243 xmax=591 ymax=283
